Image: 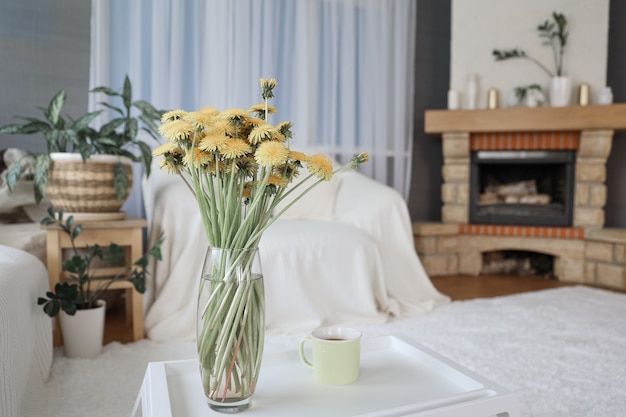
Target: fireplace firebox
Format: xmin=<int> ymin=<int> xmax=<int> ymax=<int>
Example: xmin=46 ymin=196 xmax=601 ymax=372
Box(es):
xmin=469 ymin=150 xmax=576 ymax=226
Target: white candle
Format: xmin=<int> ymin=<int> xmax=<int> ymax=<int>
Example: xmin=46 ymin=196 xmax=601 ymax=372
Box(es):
xmin=466 ymin=74 xmax=478 ymax=109
xmin=447 ymin=90 xmax=459 ymax=110
xmin=597 ymin=87 xmax=613 ymax=105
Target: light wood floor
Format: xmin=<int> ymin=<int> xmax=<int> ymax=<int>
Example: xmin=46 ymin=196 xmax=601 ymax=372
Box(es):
xmin=103 ymin=274 xmax=619 ymax=344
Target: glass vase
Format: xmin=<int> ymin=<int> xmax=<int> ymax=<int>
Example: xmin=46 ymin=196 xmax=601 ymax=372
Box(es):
xmin=197 ymin=247 xmax=265 ymax=413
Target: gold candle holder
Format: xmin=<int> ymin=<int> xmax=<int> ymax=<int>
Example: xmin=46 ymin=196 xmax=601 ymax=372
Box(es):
xmin=487 ymin=88 xmax=499 ymax=109
xmin=578 ymin=83 xmax=590 ymax=106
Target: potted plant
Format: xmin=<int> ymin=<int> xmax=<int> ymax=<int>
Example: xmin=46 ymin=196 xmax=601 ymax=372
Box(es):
xmin=510 ymin=84 xmax=546 ymax=107
xmin=492 ymin=12 xmax=570 ymax=106
xmin=0 ymin=75 xmax=164 ymax=212
xmin=38 ymin=206 xmax=164 ymax=358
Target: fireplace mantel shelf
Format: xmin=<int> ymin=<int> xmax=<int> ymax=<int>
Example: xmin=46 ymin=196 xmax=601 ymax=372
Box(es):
xmin=425 ymin=104 xmax=626 ymax=134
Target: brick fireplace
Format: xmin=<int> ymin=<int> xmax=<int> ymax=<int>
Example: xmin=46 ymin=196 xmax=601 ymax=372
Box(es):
xmin=415 ymin=105 xmax=626 ymax=291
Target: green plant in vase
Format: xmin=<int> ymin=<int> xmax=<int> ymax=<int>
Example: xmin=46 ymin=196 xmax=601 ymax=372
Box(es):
xmin=492 ymin=11 xmax=568 ymax=77
xmin=493 ymin=12 xmax=571 ymax=107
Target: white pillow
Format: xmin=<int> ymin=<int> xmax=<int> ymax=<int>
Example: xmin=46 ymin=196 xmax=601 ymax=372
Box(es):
xmin=273 ymin=167 xmax=341 ymax=221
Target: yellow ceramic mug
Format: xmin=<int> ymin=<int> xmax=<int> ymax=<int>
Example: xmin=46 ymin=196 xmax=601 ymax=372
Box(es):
xmin=299 ymin=326 xmax=361 ymax=385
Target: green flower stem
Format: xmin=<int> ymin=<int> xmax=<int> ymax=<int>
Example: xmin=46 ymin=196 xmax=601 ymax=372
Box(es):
xmin=241 ymin=162 xmax=357 ymax=249
xmin=221 ymin=167 xmax=241 ymax=247
xmin=197 ymin=249 xmax=263 ymax=403
xmin=203 ymin=169 xmax=220 ymax=244
xmin=212 ymin=282 xmax=249 ymax=382
xmin=229 ymin=168 xmax=271 ymax=249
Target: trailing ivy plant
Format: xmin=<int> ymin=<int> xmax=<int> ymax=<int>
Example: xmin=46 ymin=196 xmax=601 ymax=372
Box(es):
xmin=492 ymin=11 xmax=568 ymax=77
xmin=38 ymin=206 xmax=164 ymax=317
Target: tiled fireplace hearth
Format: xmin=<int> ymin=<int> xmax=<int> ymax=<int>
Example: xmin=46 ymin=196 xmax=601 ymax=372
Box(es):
xmin=416 ymin=105 xmax=626 ymax=290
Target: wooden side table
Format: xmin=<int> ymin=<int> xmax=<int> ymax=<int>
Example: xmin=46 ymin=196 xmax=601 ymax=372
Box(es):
xmin=43 ymin=218 xmax=148 ymax=346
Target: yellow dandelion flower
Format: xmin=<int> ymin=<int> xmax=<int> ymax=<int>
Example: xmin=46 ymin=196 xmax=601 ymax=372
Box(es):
xmin=242 ymin=182 xmax=253 ymax=199
xmin=248 ymin=124 xmax=280 ymax=144
xmin=254 ymin=141 xmax=289 ymax=167
xmin=260 ymin=78 xmax=277 ymax=100
xmin=238 ymin=116 xmax=263 ymax=138
xmin=184 ymin=111 xmax=215 ymax=131
xmin=267 ymin=174 xmax=288 ymax=188
xmin=260 ymin=78 xmax=277 ymax=90
xmin=198 ymin=106 xmax=219 ymax=116
xmin=220 ymin=108 xmax=249 ymax=128
xmin=248 ymin=103 xmax=277 ymax=121
xmin=159 ymin=119 xmax=194 ymax=142
xmin=273 ymin=163 xmax=299 ymax=182
xmin=221 ymin=138 xmax=253 ymax=159
xmin=234 ymin=157 xmax=259 ymax=177
xmin=288 ymin=150 xmax=307 ymax=163
xmin=276 ymin=121 xmax=293 ymax=139
xmin=183 ymin=147 xmax=213 ymax=168
xmin=201 ymin=159 xmax=226 ymax=175
xmin=161 ymin=109 xmax=187 ymax=124
xmin=306 ymin=154 xmax=333 ymax=181
xmin=198 ymin=134 xmax=229 ymax=152
xmin=248 ymin=103 xmax=277 ymax=115
xmin=159 ymin=151 xmax=184 ymax=174
xmin=152 ymin=141 xmax=179 ymax=157
xmin=351 ymin=151 xmax=369 ymax=168
xmin=246 ymin=117 xmax=265 ymax=128
xmin=209 ymin=119 xmax=236 ymax=137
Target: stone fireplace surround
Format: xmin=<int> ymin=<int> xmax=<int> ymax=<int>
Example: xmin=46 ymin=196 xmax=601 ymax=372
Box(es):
xmin=415 ymin=105 xmax=626 ymax=291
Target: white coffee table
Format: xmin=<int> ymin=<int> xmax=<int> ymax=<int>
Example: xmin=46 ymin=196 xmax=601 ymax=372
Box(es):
xmin=132 ymin=335 xmax=520 ymax=417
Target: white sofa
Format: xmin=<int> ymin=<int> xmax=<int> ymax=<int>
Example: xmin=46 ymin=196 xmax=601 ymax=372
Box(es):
xmin=0 ymin=148 xmax=56 ymax=416
xmin=141 ymin=158 xmax=449 ymax=341
xmin=0 ymin=245 xmax=57 ymax=417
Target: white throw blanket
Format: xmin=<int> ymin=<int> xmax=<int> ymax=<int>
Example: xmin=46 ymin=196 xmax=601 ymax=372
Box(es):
xmin=142 ymin=164 xmax=449 ymax=341
xmin=0 ymin=245 xmax=57 ymax=417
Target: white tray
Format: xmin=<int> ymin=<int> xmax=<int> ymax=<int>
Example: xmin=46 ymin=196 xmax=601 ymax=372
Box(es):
xmin=133 ymin=335 xmax=520 ymax=417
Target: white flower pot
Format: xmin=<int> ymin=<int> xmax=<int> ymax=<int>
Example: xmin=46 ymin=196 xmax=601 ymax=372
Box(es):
xmin=549 ymin=76 xmax=573 ymax=107
xmin=59 ymin=299 xmax=106 ymax=358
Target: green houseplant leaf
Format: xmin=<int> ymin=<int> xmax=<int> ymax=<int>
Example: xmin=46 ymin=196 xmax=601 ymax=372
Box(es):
xmin=33 ymin=154 xmax=51 ymax=205
xmin=44 ymin=90 xmax=66 ymax=126
xmin=113 ymin=162 xmax=129 ymax=201
xmin=37 ymin=207 xmax=164 ymax=316
xmin=492 ymin=11 xmax=568 ymax=78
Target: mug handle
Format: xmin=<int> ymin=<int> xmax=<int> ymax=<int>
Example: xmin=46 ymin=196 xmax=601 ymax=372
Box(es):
xmin=299 ymin=337 xmax=314 ymax=369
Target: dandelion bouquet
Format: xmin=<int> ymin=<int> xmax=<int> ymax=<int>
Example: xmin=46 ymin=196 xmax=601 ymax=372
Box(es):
xmin=154 ymin=79 xmax=367 ymax=251
xmin=152 ymin=78 xmax=368 ymax=411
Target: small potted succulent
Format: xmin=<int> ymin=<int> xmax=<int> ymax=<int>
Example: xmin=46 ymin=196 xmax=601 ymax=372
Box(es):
xmin=38 ymin=206 xmax=164 ymax=357
xmin=0 ymin=75 xmax=164 ymax=211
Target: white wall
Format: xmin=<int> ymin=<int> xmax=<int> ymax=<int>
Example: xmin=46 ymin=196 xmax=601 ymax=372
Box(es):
xmin=0 ymin=0 xmax=91 ymax=153
xmin=450 ymin=0 xmax=610 ymax=109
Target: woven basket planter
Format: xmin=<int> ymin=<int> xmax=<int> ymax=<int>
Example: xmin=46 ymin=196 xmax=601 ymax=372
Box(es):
xmin=47 ymin=153 xmax=133 ymax=213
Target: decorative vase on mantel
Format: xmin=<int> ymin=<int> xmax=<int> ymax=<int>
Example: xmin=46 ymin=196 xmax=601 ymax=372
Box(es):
xmin=549 ymin=76 xmax=573 ymax=107
xmin=196 ymin=247 xmax=265 ymax=413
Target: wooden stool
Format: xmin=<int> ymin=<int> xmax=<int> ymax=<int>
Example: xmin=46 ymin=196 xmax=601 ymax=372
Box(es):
xmin=43 ymin=218 xmax=147 ymax=346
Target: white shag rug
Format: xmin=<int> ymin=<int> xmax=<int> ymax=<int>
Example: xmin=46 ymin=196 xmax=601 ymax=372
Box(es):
xmin=49 ymin=286 xmax=626 ymax=417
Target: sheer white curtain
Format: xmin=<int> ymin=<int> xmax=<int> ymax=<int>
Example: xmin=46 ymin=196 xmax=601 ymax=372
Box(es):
xmin=90 ymin=0 xmax=416 ymax=206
